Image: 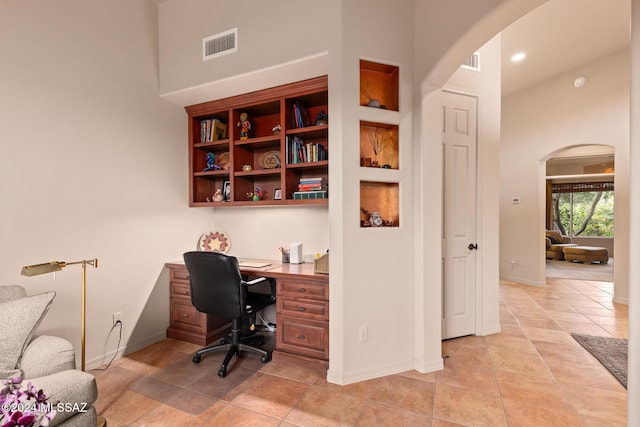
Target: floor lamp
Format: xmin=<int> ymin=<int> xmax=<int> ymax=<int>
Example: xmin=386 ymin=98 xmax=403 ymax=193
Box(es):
xmin=21 ymin=259 xmax=98 ymax=371
xmin=21 ymin=259 xmax=106 ymax=427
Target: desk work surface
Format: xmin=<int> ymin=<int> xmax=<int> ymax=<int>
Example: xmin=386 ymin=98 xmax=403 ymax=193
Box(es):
xmin=165 ymin=258 xmax=327 ymax=281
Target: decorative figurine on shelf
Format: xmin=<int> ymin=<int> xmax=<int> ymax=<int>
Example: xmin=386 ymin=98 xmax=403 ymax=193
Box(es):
xmin=272 ymin=124 xmax=281 ymax=135
xmin=237 ymin=112 xmax=251 ymax=140
xmin=246 ymin=187 xmax=264 ymax=202
xmin=203 ymin=152 xmax=221 ymax=171
xmin=213 ymin=189 xmax=224 ymax=202
xmin=369 ymin=212 xmax=383 ymax=227
xmin=314 ymin=110 xmax=328 ymax=126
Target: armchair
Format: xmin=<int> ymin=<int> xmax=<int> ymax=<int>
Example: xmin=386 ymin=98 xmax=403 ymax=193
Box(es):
xmin=545 ymin=230 xmax=577 ymax=260
xmin=0 ymin=285 xmax=97 ymax=426
xmin=183 ymin=251 xmax=276 ymax=378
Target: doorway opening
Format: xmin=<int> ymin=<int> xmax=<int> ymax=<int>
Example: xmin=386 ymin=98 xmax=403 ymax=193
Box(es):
xmin=544 ymin=145 xmax=615 ymax=281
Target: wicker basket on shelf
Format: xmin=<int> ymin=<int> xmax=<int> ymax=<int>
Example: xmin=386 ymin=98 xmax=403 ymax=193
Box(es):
xmin=314 ymin=252 xmax=329 ymax=274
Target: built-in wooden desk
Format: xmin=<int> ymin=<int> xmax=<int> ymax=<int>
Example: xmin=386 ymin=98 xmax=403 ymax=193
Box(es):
xmin=165 ymin=259 xmax=329 ymax=370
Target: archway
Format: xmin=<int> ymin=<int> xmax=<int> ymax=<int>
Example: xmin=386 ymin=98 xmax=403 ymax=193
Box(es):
xmin=413 ymin=0 xmax=637 ymax=422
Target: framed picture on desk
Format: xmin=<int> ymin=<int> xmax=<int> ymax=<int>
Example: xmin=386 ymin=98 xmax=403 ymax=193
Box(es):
xmin=274 ymin=188 xmax=282 ymax=200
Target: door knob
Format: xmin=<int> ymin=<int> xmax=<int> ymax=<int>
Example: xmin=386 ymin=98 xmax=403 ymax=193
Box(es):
xmin=468 ymin=243 xmax=478 ymax=250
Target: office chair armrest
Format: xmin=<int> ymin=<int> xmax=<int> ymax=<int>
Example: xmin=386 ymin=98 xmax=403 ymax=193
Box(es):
xmin=242 ymin=277 xmax=276 ymax=301
xmin=243 ymin=277 xmax=268 ymax=286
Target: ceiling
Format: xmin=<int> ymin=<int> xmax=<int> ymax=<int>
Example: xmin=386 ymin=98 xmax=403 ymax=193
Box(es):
xmin=501 ymin=0 xmax=630 ymax=96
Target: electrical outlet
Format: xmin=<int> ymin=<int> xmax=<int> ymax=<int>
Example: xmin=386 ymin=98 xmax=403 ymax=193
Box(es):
xmin=359 ymin=326 xmax=368 ymax=342
xmin=112 ymin=312 xmax=122 ymax=326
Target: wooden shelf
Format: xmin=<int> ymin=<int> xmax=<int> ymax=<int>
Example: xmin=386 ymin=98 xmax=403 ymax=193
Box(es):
xmin=185 ymin=76 xmax=328 ymax=207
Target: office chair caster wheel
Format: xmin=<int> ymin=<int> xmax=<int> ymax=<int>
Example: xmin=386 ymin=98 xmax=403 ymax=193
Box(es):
xmin=193 ymin=354 xmax=202 ymax=363
xmin=218 ymin=367 xmax=226 ymax=377
xmin=260 ymin=355 xmax=270 ymax=363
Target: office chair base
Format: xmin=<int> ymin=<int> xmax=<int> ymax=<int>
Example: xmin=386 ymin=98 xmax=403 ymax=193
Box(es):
xmin=192 ymin=333 xmax=271 ymax=377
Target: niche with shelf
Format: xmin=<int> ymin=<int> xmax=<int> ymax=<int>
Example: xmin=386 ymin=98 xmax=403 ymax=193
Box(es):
xmin=359 ymin=60 xmax=399 ymax=111
xmin=359 ymin=121 xmax=399 ymax=169
xmin=185 ymin=76 xmax=328 ymax=207
xmin=360 ymin=181 xmax=399 ymax=228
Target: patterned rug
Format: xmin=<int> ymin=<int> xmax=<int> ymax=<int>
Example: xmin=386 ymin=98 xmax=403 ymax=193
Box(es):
xmin=572 ymin=333 xmax=627 ymax=388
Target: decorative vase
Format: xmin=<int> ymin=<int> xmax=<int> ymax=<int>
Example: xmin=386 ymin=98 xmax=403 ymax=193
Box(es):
xmin=369 ymin=212 xmax=383 ymax=227
xmin=213 ymin=189 xmax=224 ymax=202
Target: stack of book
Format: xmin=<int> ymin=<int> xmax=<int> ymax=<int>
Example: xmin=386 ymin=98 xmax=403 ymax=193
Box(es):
xmin=286 ymin=136 xmax=327 ymax=164
xmin=293 ymin=177 xmax=328 ymax=200
xmin=200 ymin=118 xmax=227 ymax=143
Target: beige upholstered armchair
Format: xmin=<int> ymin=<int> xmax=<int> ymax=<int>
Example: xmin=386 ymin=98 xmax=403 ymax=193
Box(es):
xmin=545 ymin=230 xmax=576 ymax=260
xmin=0 ymin=285 xmax=98 ymax=426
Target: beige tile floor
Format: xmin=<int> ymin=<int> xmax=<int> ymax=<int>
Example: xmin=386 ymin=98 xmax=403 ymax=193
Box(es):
xmin=92 ymin=278 xmax=628 ymax=426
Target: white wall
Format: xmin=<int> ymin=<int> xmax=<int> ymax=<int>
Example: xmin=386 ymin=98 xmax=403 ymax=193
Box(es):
xmin=0 ymin=0 xmax=217 ymax=367
xmin=500 ymin=49 xmax=630 ymax=302
xmin=158 ymin=0 xmax=336 ymax=105
xmin=628 ymin=2 xmax=640 ymax=421
xmin=326 ymin=0 xmax=416 ymax=384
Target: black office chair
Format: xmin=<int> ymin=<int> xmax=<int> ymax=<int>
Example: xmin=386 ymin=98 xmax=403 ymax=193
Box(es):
xmin=183 ymin=251 xmax=276 ymax=377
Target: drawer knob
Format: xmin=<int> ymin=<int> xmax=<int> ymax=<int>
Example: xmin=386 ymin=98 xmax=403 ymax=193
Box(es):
xmin=297 ymin=335 xmax=306 ymax=340
xmin=297 ymin=288 xmax=306 ymax=292
xmin=183 ymin=291 xmax=189 ymax=295
xmin=183 ymin=314 xmax=189 ymax=318
xmin=297 ymin=307 xmax=306 ymax=311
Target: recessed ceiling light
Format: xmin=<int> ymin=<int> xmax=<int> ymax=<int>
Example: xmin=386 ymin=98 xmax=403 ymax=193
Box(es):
xmin=573 ymin=77 xmax=586 ymax=88
xmin=511 ymin=52 xmax=526 ymax=62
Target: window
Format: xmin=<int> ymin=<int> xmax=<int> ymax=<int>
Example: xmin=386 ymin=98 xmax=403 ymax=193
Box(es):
xmin=551 ymin=182 xmax=614 ymax=237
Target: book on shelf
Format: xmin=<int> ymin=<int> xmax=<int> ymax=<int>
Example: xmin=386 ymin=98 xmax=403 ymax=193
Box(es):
xmin=199 ymin=118 xmax=227 ymax=143
xmin=285 ymin=136 xmax=327 ymax=164
xmin=292 ymin=101 xmax=311 ymax=129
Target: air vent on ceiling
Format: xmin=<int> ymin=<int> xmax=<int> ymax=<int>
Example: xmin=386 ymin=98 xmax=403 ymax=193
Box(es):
xmin=202 ymin=28 xmax=237 ymax=61
xmin=461 ymin=52 xmax=481 ymax=71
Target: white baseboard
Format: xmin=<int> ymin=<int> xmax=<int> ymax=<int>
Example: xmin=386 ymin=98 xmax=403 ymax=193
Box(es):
xmin=613 ymin=296 xmax=629 ymax=305
xmin=499 ymin=274 xmax=546 ymax=286
xmin=85 ymin=331 xmax=167 ymax=370
xmin=327 ymin=359 xmax=422 ymax=386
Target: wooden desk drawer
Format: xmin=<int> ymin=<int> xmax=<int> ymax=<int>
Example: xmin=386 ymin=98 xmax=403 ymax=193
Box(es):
xmin=170 ymin=268 xmax=190 ymax=283
xmin=277 ymin=297 xmax=328 ymax=321
xmin=170 ymin=282 xmax=191 ymax=299
xmin=277 ymin=315 xmax=328 ymax=360
xmin=170 ymin=301 xmax=204 ymax=332
xmin=278 ymin=280 xmax=328 ymax=300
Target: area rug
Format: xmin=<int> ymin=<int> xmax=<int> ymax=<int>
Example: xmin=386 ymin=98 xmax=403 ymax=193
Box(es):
xmin=571 ymin=333 xmax=627 ymax=388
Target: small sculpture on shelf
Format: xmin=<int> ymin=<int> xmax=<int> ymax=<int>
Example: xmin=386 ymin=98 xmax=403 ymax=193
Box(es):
xmin=360 ymin=87 xmax=385 ymax=109
xmin=360 ymin=207 xmax=394 ymax=227
xmin=272 ymin=124 xmax=281 ymax=135
xmin=314 ymin=110 xmax=328 ymax=126
xmin=212 ymin=189 xmax=224 ymax=202
xmin=246 ymin=187 xmax=264 ymax=202
xmin=203 ymin=152 xmax=221 ymax=171
xmin=237 ymin=112 xmax=251 ymax=140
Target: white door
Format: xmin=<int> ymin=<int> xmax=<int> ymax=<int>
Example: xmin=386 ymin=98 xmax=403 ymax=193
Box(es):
xmin=442 ymin=91 xmax=478 ymax=339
